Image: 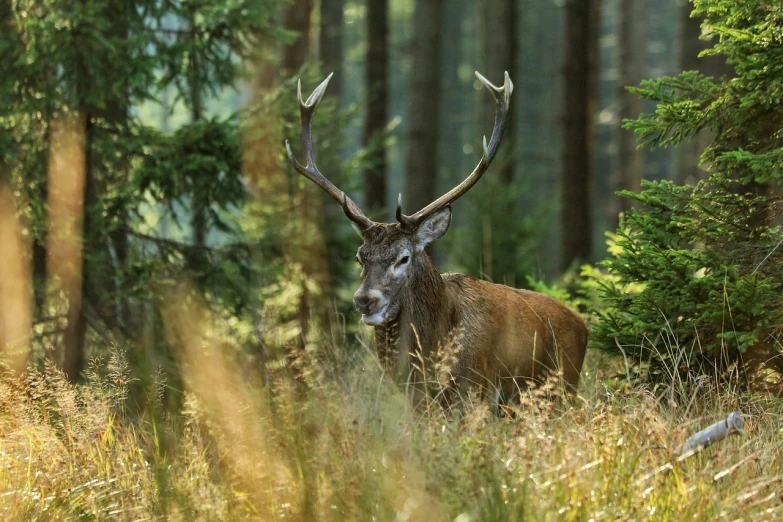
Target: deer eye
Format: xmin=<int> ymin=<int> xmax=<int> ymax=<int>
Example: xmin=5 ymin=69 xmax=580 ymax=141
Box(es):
xmin=398 ymin=255 xmax=410 ymax=266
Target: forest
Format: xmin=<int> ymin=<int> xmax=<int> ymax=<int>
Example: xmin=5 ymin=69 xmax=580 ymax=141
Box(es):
xmin=1 ymin=0 xmax=782 ymax=519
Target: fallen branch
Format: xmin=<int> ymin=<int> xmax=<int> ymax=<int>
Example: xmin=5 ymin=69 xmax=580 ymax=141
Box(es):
xmin=674 ymin=411 xmax=746 ymax=458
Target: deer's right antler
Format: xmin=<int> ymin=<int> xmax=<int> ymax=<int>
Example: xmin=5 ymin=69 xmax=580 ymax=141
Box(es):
xmin=397 ymin=71 xmax=513 ymax=230
xmin=285 ymin=73 xmax=375 ymax=231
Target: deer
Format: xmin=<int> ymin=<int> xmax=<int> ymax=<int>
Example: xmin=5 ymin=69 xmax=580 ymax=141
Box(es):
xmin=285 ymin=71 xmax=587 ymax=408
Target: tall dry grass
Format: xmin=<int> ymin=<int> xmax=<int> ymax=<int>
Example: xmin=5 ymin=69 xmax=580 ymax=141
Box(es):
xmin=0 ymin=295 xmax=781 ymax=522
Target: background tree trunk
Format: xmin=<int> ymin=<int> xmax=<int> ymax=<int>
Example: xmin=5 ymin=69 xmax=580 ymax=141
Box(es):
xmin=282 ymin=0 xmax=326 ymax=355
xmin=188 ymin=7 xmax=206 ymax=249
xmin=404 ymin=0 xmax=444 ymax=223
xmin=51 ymin=115 xmax=88 ymax=382
xmin=561 ymin=0 xmax=600 ymax=270
xmin=363 ymin=0 xmax=388 ymax=213
xmin=480 ymin=0 xmax=517 ymax=184
xmin=60 ymin=1 xmax=131 ymax=382
xmin=0 ymin=0 xmax=33 ymax=373
xmin=438 ymin=0 xmax=474 ymax=213
xmin=675 ymin=2 xmax=732 ymax=186
xmin=678 ymin=9 xmax=767 ymax=229
xmin=282 ymin=0 xmax=313 ymax=76
xmin=318 ymin=0 xmax=343 ymax=96
xmin=616 ymin=0 xmax=647 ymax=217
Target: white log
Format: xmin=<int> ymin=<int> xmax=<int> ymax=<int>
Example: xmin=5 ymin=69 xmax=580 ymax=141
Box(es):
xmin=674 ymin=412 xmax=745 ymax=456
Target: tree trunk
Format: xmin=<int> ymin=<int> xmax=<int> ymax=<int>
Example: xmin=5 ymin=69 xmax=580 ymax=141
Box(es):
xmin=617 ymin=0 xmax=647 ymax=216
xmin=282 ymin=0 xmax=326 ymax=354
xmin=480 ymin=0 xmax=516 ymax=184
xmin=89 ymin=2 xmax=132 ymax=335
xmin=404 ymin=0 xmax=444 ymax=220
xmin=363 ymin=0 xmax=388 ymax=212
xmin=439 ymin=0 xmax=472 ymax=207
xmin=188 ymin=7 xmax=207 ymax=248
xmin=561 ymin=0 xmax=600 ymax=271
xmin=58 ymin=1 xmax=131 ymax=382
xmin=48 ymin=114 xmax=88 ymax=382
xmin=189 ymin=94 xmax=205 ymax=250
xmin=0 ymin=0 xmax=33 ymax=373
xmin=282 ymin=0 xmax=313 ymax=75
xmin=0 ymin=174 xmax=33 ymax=374
xmin=190 ymin=120 xmax=205 ymax=249
xmin=676 ymin=2 xmax=733 ymax=186
xmin=318 ymin=0 xmax=343 ymax=95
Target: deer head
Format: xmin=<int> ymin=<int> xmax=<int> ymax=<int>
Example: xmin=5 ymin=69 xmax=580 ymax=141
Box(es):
xmin=285 ymin=71 xmax=513 ymax=326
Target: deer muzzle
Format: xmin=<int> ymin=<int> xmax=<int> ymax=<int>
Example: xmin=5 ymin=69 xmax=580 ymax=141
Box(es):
xmin=353 ymin=289 xmax=389 ymax=325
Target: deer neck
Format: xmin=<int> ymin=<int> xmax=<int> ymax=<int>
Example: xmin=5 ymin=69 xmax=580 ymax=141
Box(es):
xmin=374 ymin=256 xmax=454 ymax=366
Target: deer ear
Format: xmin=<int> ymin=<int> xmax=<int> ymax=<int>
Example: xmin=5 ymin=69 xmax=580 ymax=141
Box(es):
xmin=415 ymin=207 xmax=452 ymax=250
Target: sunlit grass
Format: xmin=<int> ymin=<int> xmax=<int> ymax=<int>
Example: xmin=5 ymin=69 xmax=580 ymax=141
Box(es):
xmin=1 ymin=321 xmax=781 ymax=521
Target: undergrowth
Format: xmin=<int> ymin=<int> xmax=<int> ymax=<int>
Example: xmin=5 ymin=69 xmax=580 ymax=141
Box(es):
xmin=1 ymin=330 xmax=782 ymax=521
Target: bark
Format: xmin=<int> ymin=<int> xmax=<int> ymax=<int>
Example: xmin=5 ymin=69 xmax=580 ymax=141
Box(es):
xmin=404 ymin=0 xmax=444 ymax=219
xmin=281 ymin=0 xmax=327 ymax=352
xmin=617 ymin=0 xmax=647 ymax=216
xmin=363 ymin=0 xmax=388 ymax=212
xmin=0 ymin=0 xmax=33 ymax=373
xmin=282 ymin=0 xmax=313 ymax=75
xmin=0 ymin=180 xmax=33 ymax=374
xmin=189 ymin=8 xmax=206 ymax=247
xmin=480 ymin=0 xmax=517 ymax=184
xmin=242 ymin=88 xmax=285 ymax=384
xmin=676 ymin=3 xmax=733 ymax=185
xmin=88 ymin=2 xmax=132 ymax=334
xmin=438 ymin=0 xmax=470 ymax=215
xmin=190 ymin=91 xmax=205 ymax=250
xmin=59 ymin=0 xmax=131 ymax=382
xmin=561 ymin=0 xmax=600 ymax=271
xmin=318 ymin=0 xmax=343 ymax=96
xmin=48 ymin=115 xmax=88 ymax=382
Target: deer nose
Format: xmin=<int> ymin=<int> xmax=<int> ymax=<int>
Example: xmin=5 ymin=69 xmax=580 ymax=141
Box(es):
xmin=354 ymin=290 xmax=382 ymax=315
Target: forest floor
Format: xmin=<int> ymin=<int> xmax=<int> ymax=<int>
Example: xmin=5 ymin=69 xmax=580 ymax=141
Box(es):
xmin=0 ymin=345 xmax=781 ymax=521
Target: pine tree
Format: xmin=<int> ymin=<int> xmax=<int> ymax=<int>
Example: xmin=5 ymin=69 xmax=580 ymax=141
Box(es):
xmin=594 ymin=0 xmax=783 ymax=383
xmin=2 ymin=0 xmax=285 ymax=380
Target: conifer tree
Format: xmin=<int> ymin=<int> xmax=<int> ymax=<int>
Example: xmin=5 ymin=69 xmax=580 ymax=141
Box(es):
xmin=2 ymin=0 xmax=285 ymax=380
xmin=595 ymin=0 xmax=783 ymax=383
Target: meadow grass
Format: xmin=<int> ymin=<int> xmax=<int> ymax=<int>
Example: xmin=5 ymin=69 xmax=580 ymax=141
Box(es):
xmin=0 ymin=333 xmax=781 ymax=521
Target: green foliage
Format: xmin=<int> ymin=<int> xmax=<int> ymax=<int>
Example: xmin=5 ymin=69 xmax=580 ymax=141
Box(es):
xmin=241 ymin=69 xmax=366 ymax=327
xmin=1 ymin=0 xmax=293 ymax=375
xmin=446 ymin=175 xmax=548 ymax=288
xmin=526 ymin=263 xmax=611 ymax=320
xmin=135 ymin=116 xmax=244 ymax=232
xmin=154 ymin=0 xmax=290 ymax=109
xmin=595 ymin=184 xmax=781 ymax=378
xmin=594 ymin=0 xmax=783 ymax=382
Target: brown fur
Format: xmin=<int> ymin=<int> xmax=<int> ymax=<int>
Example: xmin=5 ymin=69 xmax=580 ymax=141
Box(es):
xmin=359 ymin=223 xmax=588 ymax=405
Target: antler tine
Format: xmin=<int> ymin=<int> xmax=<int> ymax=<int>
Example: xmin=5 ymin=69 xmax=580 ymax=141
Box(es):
xmin=284 ymin=73 xmax=374 ymax=230
xmin=398 ymin=71 xmax=513 ymax=229
xmin=395 ymin=193 xmax=404 ymax=222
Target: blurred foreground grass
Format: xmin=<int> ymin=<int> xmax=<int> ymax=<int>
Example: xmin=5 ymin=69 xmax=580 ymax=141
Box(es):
xmin=1 ymin=333 xmax=781 ymax=521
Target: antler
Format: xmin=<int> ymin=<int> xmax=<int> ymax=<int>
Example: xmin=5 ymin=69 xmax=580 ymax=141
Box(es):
xmin=285 ymin=73 xmax=375 ymax=231
xmin=397 ymin=71 xmax=513 ymax=230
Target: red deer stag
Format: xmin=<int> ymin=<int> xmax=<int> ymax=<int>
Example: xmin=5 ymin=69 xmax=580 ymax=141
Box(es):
xmin=285 ymin=72 xmax=587 ymax=406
